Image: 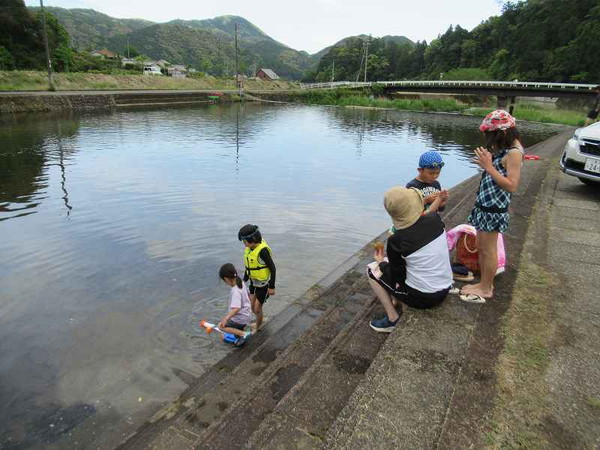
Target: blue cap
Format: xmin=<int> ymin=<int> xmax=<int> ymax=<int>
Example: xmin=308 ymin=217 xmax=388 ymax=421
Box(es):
xmin=418 ymin=151 xmax=444 ymax=169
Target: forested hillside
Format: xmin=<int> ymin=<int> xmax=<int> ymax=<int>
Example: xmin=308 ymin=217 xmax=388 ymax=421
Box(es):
xmin=3 ymin=0 xmax=598 ymax=82
xmin=0 ymin=0 xmax=70 ymax=70
xmin=311 ymin=0 xmax=600 ymax=83
xmin=28 ymin=8 xmax=312 ymax=78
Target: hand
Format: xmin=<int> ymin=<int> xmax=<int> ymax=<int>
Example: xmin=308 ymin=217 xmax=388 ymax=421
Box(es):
xmin=374 ymin=246 xmax=385 ymax=263
xmin=423 ymin=193 xmax=439 ymax=204
xmin=439 ymin=189 xmax=449 ymax=203
xmin=218 ymin=319 xmax=226 ymax=329
xmin=268 ymin=288 xmax=275 ymax=296
xmin=473 ymin=147 xmax=493 ymax=171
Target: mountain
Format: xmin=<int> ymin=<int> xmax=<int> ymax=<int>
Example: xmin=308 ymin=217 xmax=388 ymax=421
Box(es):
xmin=30 ymin=8 xmax=312 ymax=78
xmin=34 ymin=7 xmax=154 ymax=50
xmin=310 ymin=34 xmax=414 ymax=65
xmin=106 ymin=23 xmax=236 ymax=74
xmin=168 ymin=16 xmax=312 ymax=78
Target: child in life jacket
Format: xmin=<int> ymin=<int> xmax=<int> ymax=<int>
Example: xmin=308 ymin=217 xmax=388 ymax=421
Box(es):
xmin=237 ymin=224 xmax=276 ymax=332
xmin=218 ymin=263 xmax=252 ymax=346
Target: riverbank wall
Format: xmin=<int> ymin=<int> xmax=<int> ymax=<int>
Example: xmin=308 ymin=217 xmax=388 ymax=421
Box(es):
xmin=113 ymin=131 xmax=581 ymax=450
xmin=0 ymin=90 xmax=241 ymax=114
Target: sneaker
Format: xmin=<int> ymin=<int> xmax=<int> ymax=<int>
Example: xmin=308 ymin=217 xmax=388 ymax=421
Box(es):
xmin=370 ymin=316 xmax=400 ymax=333
xmin=234 ymin=330 xmax=252 ymax=347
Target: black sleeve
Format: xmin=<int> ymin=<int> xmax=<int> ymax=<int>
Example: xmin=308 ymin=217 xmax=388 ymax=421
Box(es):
xmin=380 ymin=238 xmax=407 ymax=285
xmin=243 ymin=267 xmax=249 ymax=282
xmin=405 ymin=178 xmax=421 ymax=189
xmin=260 ymin=248 xmax=276 ymax=289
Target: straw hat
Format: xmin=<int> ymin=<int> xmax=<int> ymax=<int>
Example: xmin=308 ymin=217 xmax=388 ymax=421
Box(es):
xmin=384 ymin=187 xmax=424 ymax=230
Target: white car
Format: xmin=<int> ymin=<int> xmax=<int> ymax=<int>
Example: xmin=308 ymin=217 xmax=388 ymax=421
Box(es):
xmin=560 ymin=122 xmax=600 ymax=185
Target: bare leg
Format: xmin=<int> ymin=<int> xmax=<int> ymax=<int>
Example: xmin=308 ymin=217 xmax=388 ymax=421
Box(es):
xmin=252 ymin=297 xmax=264 ymax=332
xmin=369 ymin=278 xmax=400 ymax=322
xmin=461 ymin=231 xmax=497 ymax=298
xmin=221 ymin=326 xmax=246 ymax=338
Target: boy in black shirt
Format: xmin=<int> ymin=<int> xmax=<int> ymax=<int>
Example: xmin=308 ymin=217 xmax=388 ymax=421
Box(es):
xmin=406 ymin=150 xmax=448 ymax=214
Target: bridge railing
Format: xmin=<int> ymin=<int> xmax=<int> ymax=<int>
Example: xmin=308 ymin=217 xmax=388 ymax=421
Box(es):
xmin=300 ymin=80 xmax=598 ymax=91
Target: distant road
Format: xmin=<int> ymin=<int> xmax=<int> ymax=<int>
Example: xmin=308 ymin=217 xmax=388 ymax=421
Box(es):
xmin=0 ymin=89 xmax=241 ymax=96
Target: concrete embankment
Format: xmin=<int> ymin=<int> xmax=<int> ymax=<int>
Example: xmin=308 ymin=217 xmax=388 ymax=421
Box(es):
xmin=112 ymin=128 xmax=600 ymax=450
xmin=0 ymin=90 xmax=240 ymax=114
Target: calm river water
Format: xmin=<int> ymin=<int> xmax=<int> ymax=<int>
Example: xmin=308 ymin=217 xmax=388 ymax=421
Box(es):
xmin=0 ymin=103 xmax=562 ymax=448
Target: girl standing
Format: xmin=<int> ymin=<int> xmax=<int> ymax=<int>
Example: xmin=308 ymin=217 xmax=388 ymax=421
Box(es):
xmin=460 ymin=110 xmax=523 ymax=303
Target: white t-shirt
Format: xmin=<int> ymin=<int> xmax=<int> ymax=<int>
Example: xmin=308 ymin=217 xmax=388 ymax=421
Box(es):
xmin=229 ymin=282 xmax=252 ymax=325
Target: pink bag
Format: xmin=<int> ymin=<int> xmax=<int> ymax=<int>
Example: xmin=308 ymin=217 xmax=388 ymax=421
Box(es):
xmin=446 ymin=224 xmax=505 ymax=275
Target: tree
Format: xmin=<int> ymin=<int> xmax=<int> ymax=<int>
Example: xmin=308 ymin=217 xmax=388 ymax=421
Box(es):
xmin=0 ymin=46 xmax=15 ymax=70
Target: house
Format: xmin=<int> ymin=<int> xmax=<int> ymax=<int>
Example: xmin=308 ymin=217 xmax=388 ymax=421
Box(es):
xmin=256 ymin=68 xmax=280 ymax=81
xmin=168 ymin=64 xmax=188 ymax=78
xmin=90 ymin=49 xmax=118 ymax=59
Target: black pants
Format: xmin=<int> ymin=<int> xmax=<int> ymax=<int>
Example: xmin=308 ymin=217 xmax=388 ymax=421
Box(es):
xmin=368 ymin=268 xmax=449 ymax=309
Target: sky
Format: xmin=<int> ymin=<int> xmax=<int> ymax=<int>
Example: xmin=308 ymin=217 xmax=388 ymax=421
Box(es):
xmin=25 ymin=0 xmax=505 ymax=54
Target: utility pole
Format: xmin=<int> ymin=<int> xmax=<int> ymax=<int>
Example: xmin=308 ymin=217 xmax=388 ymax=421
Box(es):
xmin=39 ymin=0 xmax=56 ymax=91
xmin=331 ymin=59 xmax=335 ymax=83
xmin=235 ymin=22 xmax=242 ymax=96
xmin=364 ymin=36 xmax=370 ymax=83
xmin=127 ymin=37 xmax=130 ymax=59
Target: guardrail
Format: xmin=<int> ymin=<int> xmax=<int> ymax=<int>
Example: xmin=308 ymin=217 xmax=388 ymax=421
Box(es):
xmin=300 ymin=80 xmax=598 ymax=91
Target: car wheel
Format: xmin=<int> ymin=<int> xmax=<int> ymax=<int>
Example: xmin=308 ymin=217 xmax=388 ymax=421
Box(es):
xmin=578 ymin=177 xmax=600 ymax=186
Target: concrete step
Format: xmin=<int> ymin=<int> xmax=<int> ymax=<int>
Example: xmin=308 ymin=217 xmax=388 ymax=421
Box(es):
xmin=113 ymin=93 xmax=213 ymax=105
xmin=116 ymin=247 xmax=379 ymax=449
xmin=196 ymin=276 xmax=379 ymax=450
xmin=117 ymin=100 xmax=213 ymax=108
xmin=245 ymin=296 xmax=388 ymax=449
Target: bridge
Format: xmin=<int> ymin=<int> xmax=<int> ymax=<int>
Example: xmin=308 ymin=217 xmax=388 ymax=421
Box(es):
xmin=300 ymin=80 xmax=598 ymax=100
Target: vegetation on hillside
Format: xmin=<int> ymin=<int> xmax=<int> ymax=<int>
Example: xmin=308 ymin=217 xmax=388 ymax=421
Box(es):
xmin=28 ymin=8 xmax=313 ymax=79
xmin=310 ymin=0 xmax=600 ymax=83
xmin=0 ymin=70 xmax=299 ymax=91
xmin=297 ymin=89 xmax=586 ymax=126
xmin=2 ymin=0 xmax=598 ymax=86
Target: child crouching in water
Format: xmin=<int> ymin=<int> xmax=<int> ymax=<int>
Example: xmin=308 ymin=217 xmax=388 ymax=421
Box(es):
xmin=218 ymin=263 xmax=252 ymax=346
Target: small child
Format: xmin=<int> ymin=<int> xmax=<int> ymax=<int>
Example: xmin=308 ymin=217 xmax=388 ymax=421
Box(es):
xmin=218 ymin=263 xmax=252 ymax=346
xmin=461 ymin=110 xmax=524 ymax=303
xmin=237 ymin=224 xmax=276 ymax=332
xmin=406 ymin=150 xmax=449 ymax=214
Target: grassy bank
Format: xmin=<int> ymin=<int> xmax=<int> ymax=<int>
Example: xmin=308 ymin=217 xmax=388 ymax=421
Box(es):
xmin=298 ymin=90 xmax=587 ymax=126
xmin=0 ymin=71 xmax=299 ymax=92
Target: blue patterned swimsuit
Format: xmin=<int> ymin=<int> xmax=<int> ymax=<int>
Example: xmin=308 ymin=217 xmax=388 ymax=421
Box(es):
xmin=468 ymin=146 xmax=523 ymax=233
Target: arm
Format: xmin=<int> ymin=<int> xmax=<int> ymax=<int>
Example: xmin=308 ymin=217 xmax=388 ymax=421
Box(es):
xmin=219 ymin=307 xmax=241 ymax=328
xmin=376 ymin=239 xmax=407 ymax=285
xmin=474 ymin=147 xmax=522 ymax=193
xmin=260 ymin=248 xmax=277 ymax=292
xmin=425 ymin=190 xmax=448 ymax=214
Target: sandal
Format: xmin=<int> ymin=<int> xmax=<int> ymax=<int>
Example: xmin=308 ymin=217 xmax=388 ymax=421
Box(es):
xmin=453 ymin=272 xmax=475 ymax=282
xmin=460 ymin=293 xmax=486 ymax=304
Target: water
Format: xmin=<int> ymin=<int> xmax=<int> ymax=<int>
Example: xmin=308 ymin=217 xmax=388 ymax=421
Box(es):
xmin=0 ymin=103 xmax=562 ymax=448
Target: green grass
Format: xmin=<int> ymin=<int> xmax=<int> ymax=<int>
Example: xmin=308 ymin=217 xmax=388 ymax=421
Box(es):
xmin=468 ymin=105 xmax=585 ymax=127
xmin=300 ymin=90 xmax=470 ymax=113
xmin=587 ymin=397 xmax=600 ymax=409
xmin=0 ymin=70 xmax=299 ymax=92
xmin=299 ymin=90 xmax=585 ymax=126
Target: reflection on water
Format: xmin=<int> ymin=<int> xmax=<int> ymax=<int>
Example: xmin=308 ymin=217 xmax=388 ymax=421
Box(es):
xmin=0 ymin=104 xmax=562 ymax=448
